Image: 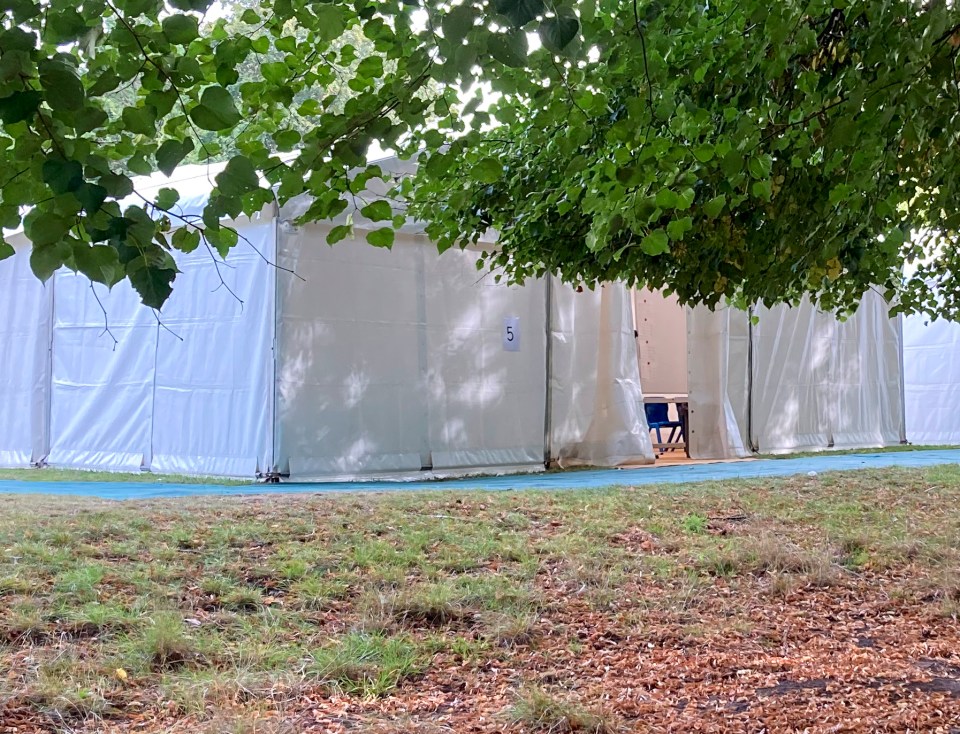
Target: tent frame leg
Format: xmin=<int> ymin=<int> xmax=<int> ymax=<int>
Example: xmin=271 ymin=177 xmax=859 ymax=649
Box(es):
xmin=542 ymin=274 xmax=554 ymax=469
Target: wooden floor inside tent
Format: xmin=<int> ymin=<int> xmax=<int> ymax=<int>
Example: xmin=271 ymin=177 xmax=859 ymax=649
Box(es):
xmin=624 ymin=453 xmax=756 ymax=469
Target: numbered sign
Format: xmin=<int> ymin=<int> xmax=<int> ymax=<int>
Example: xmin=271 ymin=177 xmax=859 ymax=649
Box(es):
xmin=503 ymin=316 xmax=520 ymax=351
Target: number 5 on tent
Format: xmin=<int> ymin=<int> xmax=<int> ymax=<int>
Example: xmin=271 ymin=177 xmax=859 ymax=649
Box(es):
xmin=503 ymin=316 xmax=520 ymax=352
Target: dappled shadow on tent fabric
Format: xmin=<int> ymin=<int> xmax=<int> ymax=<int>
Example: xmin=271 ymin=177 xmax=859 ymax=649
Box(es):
xmin=751 ymin=292 xmax=903 ymax=454
xmin=24 ymin=219 xmax=275 ymax=477
xmin=551 ymin=284 xmax=653 ymax=468
xmin=273 ymin=219 xmax=653 ymax=480
xmin=686 ymin=290 xmax=904 ymax=460
xmin=422 ymin=242 xmax=547 ymax=471
xmin=751 ymin=299 xmax=834 ymax=453
xmin=275 ymin=225 xmax=426 ymax=477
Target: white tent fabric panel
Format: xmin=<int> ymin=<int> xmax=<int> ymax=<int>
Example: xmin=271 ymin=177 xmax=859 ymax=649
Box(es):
xmin=748 ymin=293 xmax=902 ymax=453
xmin=686 ymin=292 xmax=903 ymax=458
xmin=749 ymin=299 xmax=836 ymax=453
xmin=686 ymin=305 xmax=751 ymax=459
xmin=903 ymin=314 xmax=960 ymax=444
xmin=550 ymin=284 xmax=654 ymax=467
xmin=423 ymin=244 xmax=547 ymax=470
xmin=634 ymin=288 xmax=688 ymax=396
xmin=275 ymin=225 xmax=428 ymax=478
xmin=43 ymin=219 xmax=276 ymax=476
xmin=48 ymin=273 xmax=155 ymax=470
xmin=150 ymin=222 xmax=276 ymax=477
xmin=830 ymin=292 xmax=904 ymax=448
xmin=0 ymin=240 xmax=52 ymax=466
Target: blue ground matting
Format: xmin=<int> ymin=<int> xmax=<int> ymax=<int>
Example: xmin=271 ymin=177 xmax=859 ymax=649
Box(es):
xmin=1 ymin=449 xmax=960 ymax=501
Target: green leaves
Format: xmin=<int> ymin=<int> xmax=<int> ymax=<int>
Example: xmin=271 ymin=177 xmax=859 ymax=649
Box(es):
xmin=155 ymin=188 xmax=180 ymax=211
xmin=156 ymin=138 xmax=195 ymax=177
xmin=162 ymin=14 xmax=200 ymax=45
xmin=442 ymin=4 xmax=476 ymax=43
xmin=189 ymin=86 xmax=241 ymax=131
xmin=360 ymin=200 xmax=393 ymax=222
xmin=747 ymin=155 xmax=773 ymax=180
xmin=122 ymin=106 xmax=158 ymax=136
xmin=24 ymin=210 xmax=71 ymax=247
xmin=472 ymin=157 xmax=503 ymax=184
xmin=74 ymin=183 xmax=108 ymax=214
xmin=75 ymin=245 xmax=123 ymax=287
xmin=0 ymin=0 xmax=958 ymax=319
xmin=0 ymin=90 xmax=41 ymax=123
xmin=366 ymin=227 xmax=395 ymax=248
xmin=640 ymin=230 xmax=670 ymax=256
xmin=654 ymin=189 xmax=678 ymax=209
xmin=127 ymin=253 xmax=177 ymax=310
xmin=493 ymin=0 xmax=544 ymax=28
xmin=693 ymin=144 xmax=715 ymax=163
xmin=488 ymin=31 xmax=528 ymax=67
xmin=703 ymin=195 xmax=726 ymax=219
xmin=42 ymin=159 xmax=84 ymax=194
xmin=30 ymin=242 xmax=69 ymax=282
xmin=169 ymin=0 xmax=212 ymax=9
xmin=172 ymin=227 xmax=201 ymax=253
xmin=215 ymin=155 xmax=260 ymax=198
xmin=38 ymin=59 xmax=84 ymax=111
xmin=539 ymin=14 xmax=580 ymax=53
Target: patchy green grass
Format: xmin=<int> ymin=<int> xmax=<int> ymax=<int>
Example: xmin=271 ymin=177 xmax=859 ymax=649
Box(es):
xmin=757 ymin=443 xmax=954 ymax=459
xmin=2 ymin=466 xmax=960 ymax=731
xmin=510 ymin=687 xmax=621 ymax=733
xmin=0 ymin=467 xmax=252 ymax=484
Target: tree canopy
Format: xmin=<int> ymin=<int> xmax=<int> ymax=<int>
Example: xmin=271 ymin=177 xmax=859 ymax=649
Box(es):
xmin=1 ymin=0 xmax=959 ymax=317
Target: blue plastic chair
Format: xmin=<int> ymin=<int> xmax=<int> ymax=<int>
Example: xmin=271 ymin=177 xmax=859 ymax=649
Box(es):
xmin=645 ymin=402 xmax=684 ymax=453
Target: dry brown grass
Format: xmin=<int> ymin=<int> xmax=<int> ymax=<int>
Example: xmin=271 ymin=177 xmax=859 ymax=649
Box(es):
xmin=2 ymin=466 xmax=960 ymax=731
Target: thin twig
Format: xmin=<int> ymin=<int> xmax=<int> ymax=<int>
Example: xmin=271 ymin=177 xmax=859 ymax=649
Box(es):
xmin=153 ymin=310 xmax=184 ymax=341
xmin=202 ymin=238 xmax=244 ymax=309
xmin=89 ymin=281 xmax=119 ymax=351
xmin=134 ymin=190 xmax=305 ymax=282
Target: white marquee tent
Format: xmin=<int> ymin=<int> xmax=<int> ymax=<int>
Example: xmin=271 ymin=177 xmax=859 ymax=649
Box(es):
xmin=1 ymin=161 xmax=957 ymax=479
xmin=0 ymin=163 xmax=655 ymax=479
xmin=632 ymin=285 xmax=956 ymax=460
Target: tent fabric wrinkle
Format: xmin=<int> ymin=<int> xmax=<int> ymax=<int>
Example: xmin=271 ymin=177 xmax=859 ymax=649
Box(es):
xmin=903 ymin=312 xmax=960 ymax=444
xmin=0 ymin=239 xmax=53 ymax=467
xmin=684 ymin=291 xmax=905 ymax=461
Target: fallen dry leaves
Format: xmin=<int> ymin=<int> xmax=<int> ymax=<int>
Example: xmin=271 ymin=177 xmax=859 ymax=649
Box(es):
xmin=2 ymin=471 xmax=960 ymax=733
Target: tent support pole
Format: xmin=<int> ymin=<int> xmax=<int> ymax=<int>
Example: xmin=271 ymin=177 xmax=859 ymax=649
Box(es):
xmin=266 ymin=200 xmax=282 ymax=481
xmin=543 ymin=274 xmax=554 ymax=468
xmin=36 ymin=272 xmax=56 ymax=468
xmin=415 ymin=242 xmax=432 ymax=472
xmin=896 ymin=312 xmax=908 ymax=444
xmin=146 ymin=315 xmax=160 ymax=472
xmin=747 ymin=305 xmax=757 ymax=453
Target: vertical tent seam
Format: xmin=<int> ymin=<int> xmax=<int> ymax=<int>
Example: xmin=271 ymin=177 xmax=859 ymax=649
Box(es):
xmin=543 ymin=274 xmax=554 ymax=468
xmin=827 ymin=314 xmax=838 ymax=448
xmin=896 ymin=312 xmax=908 ymax=444
xmin=37 ymin=272 xmax=56 ymax=466
xmin=146 ymin=315 xmax=160 ymax=471
xmin=269 ymin=202 xmax=280 ymax=476
xmin=747 ymin=305 xmax=757 ymax=453
xmin=414 ymin=241 xmax=432 ymax=471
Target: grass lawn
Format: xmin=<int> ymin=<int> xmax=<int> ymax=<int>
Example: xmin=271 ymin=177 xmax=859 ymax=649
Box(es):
xmin=0 ymin=468 xmax=253 ymax=485
xmin=1 ymin=467 xmax=959 ymax=733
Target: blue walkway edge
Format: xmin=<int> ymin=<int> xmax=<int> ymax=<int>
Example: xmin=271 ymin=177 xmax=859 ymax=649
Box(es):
xmin=2 ymin=449 xmax=960 ymax=501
